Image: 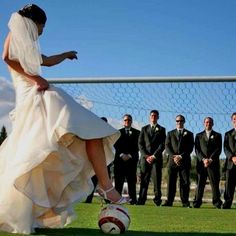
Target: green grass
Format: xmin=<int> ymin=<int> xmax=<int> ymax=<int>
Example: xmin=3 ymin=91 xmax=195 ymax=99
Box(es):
xmin=0 ymin=199 xmax=235 ymax=236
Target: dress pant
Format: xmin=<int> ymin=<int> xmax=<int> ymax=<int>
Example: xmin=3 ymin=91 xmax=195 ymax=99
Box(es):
xmin=138 ymin=163 xmax=162 ymax=205
xmin=166 ymin=166 xmax=190 ymax=205
xmin=193 ymin=167 xmax=222 ymax=207
xmin=114 ymin=161 xmax=138 ymax=204
xmin=223 ymin=165 xmax=236 ymax=208
xmin=85 ymin=175 xmax=98 ymax=203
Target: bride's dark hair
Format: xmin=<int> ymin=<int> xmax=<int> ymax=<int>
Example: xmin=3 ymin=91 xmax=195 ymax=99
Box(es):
xmin=18 ymin=4 xmax=47 ymax=24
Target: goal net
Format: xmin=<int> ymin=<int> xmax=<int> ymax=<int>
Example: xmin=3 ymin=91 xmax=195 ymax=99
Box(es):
xmin=49 ymin=76 xmax=236 ymax=138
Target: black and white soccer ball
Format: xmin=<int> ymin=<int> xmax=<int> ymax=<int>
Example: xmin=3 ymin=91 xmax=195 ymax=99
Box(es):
xmin=98 ymin=204 xmax=130 ymax=234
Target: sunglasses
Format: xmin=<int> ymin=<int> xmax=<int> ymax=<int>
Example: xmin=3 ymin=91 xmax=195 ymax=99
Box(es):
xmin=176 ymin=120 xmax=184 ymax=123
xmin=124 ymin=119 xmax=132 ymax=122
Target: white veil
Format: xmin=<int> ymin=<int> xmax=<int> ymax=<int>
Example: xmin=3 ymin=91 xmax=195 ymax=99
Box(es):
xmin=8 ymin=12 xmax=42 ymax=76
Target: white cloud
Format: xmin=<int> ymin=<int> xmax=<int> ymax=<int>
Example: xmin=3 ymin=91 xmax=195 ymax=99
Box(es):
xmin=0 ymin=77 xmax=15 ymax=133
xmin=75 ymin=95 xmax=93 ymax=110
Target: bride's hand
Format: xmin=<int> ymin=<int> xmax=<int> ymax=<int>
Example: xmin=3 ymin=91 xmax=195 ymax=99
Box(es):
xmin=35 ymin=77 xmax=49 ymax=91
xmin=65 ymin=51 xmax=78 ymax=60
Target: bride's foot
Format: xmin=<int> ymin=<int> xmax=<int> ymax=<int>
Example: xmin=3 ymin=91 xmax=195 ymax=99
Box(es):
xmin=39 ymin=209 xmax=57 ymax=219
xmin=37 ymin=209 xmax=63 ymax=228
xmin=97 ymin=186 xmax=129 ymax=204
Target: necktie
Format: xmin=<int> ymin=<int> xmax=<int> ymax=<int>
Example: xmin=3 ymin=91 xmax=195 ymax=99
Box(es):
xmin=151 ymin=125 xmax=155 ymax=134
xmin=178 ymin=130 xmax=182 ymax=140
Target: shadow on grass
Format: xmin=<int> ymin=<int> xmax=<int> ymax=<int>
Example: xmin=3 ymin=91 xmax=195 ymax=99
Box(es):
xmin=34 ymin=228 xmax=235 ymax=236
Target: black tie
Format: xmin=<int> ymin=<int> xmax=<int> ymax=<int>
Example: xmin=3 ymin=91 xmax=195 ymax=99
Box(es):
xmin=151 ymin=125 xmax=155 ymax=134
xmin=178 ymin=130 xmax=182 ymax=140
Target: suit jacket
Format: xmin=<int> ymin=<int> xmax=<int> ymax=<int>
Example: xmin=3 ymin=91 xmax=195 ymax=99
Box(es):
xmin=114 ymin=127 xmax=140 ymax=164
xmin=165 ymin=128 xmax=194 ymax=169
xmin=224 ymin=129 xmax=236 ymax=170
xmin=195 ymin=130 xmax=222 ymax=171
xmin=138 ymin=124 xmax=166 ymax=172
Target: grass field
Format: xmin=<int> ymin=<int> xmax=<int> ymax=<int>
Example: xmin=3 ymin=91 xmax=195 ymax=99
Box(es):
xmin=1 ymin=198 xmax=235 ymax=236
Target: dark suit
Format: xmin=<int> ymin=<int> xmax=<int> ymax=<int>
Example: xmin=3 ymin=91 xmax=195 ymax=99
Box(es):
xmin=138 ymin=124 xmax=166 ymax=205
xmin=114 ymin=127 xmax=140 ymax=204
xmin=165 ymin=129 xmax=194 ymax=206
xmin=223 ymin=129 xmax=236 ymax=209
xmin=193 ymin=130 xmax=222 ymax=208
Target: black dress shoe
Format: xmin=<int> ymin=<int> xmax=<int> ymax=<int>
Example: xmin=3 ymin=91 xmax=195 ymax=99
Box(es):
xmin=214 ymin=203 xmax=222 ymax=209
xmin=136 ymin=201 xmax=145 ymax=205
xmin=162 ymin=201 xmax=173 ymax=207
xmin=130 ymin=201 xmax=137 ymax=205
xmin=193 ymin=204 xmax=200 ymax=208
xmin=222 ymin=204 xmax=231 ymax=209
xmin=182 ymin=203 xmax=192 ymax=208
xmin=153 ymin=199 xmax=162 ymax=206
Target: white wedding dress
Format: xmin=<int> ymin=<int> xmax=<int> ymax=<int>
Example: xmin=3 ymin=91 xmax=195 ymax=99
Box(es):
xmin=0 ymin=69 xmax=120 ymax=234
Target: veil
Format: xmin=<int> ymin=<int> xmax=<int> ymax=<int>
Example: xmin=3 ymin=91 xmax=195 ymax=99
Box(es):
xmin=8 ymin=12 xmax=42 ymax=76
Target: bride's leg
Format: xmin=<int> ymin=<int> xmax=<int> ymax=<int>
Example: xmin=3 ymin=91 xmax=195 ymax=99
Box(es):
xmin=86 ymin=138 xmax=123 ymax=203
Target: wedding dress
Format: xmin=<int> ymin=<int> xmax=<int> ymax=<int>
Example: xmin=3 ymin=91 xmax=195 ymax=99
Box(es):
xmin=0 ymin=69 xmax=120 ymax=234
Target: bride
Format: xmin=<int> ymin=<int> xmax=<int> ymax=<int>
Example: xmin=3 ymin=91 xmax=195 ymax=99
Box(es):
xmin=1 ymin=4 xmax=127 ymax=234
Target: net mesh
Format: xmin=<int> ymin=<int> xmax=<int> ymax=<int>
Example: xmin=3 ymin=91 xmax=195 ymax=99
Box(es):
xmin=50 ymin=78 xmax=236 ymax=137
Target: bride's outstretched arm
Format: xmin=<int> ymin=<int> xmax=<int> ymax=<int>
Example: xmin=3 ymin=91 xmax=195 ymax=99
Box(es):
xmin=41 ymin=51 xmax=78 ymax=67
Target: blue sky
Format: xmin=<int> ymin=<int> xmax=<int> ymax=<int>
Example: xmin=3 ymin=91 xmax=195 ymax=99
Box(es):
xmin=1 ymin=0 xmax=236 ymax=80
xmin=0 ymin=0 xmax=236 ymax=141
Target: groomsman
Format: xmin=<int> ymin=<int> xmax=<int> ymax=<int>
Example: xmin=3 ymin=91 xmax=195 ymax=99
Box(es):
xmin=163 ymin=115 xmax=194 ymax=207
xmin=193 ymin=117 xmax=222 ymax=208
xmin=222 ymin=112 xmax=236 ymax=209
xmin=137 ymin=110 xmax=166 ymax=206
xmin=114 ymin=114 xmax=140 ymax=205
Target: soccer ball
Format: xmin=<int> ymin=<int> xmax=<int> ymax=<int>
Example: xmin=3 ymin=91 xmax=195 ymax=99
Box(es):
xmin=98 ymin=204 xmax=130 ymax=234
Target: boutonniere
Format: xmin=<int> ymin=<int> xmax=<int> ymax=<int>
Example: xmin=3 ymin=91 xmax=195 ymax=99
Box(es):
xmin=155 ymin=127 xmax=159 ymax=132
xmin=183 ymin=131 xmax=187 ymax=136
xmin=129 ymin=130 xmax=132 ymax=136
xmin=210 ymin=135 xmax=214 ymax=139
